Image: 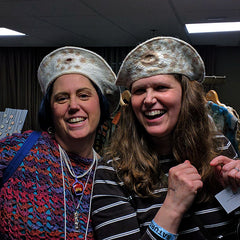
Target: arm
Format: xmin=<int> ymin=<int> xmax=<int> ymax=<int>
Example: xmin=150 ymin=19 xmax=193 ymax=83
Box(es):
xmin=153 ymin=160 xmax=203 ymax=234
xmin=92 ymin=159 xmax=143 ymax=240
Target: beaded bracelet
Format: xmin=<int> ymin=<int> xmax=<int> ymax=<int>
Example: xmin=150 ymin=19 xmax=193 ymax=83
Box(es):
xmin=149 ymin=220 xmax=178 ymax=240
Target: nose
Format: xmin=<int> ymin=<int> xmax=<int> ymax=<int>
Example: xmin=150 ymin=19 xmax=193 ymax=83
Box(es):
xmin=69 ymin=97 xmax=80 ymax=113
xmin=143 ymin=90 xmax=157 ymax=106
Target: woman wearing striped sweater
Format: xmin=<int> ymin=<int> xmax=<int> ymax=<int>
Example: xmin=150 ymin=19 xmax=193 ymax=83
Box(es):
xmin=92 ymin=37 xmax=240 ymax=240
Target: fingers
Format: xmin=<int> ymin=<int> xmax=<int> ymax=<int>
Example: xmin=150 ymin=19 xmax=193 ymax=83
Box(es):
xmin=221 ymin=160 xmax=240 ymax=171
xmin=222 ymin=165 xmax=240 ymax=192
xmin=169 ymin=160 xmax=203 ymax=192
xmin=166 ymin=161 xmax=203 ymax=214
xmin=210 ymin=155 xmax=232 ymax=167
xmin=210 ymin=156 xmax=240 ymax=192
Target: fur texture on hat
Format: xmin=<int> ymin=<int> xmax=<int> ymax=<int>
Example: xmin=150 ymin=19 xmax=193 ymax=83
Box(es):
xmin=116 ymin=36 xmax=205 ymax=88
xmin=38 ymin=46 xmax=120 ymax=114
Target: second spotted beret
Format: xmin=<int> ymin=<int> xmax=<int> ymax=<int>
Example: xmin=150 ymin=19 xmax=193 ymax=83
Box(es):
xmin=116 ymin=36 xmax=205 ymax=88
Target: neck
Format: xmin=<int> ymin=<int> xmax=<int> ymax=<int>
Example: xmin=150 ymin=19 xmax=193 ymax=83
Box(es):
xmin=55 ymin=134 xmax=95 ymax=159
xmin=150 ymin=134 xmax=172 ymax=156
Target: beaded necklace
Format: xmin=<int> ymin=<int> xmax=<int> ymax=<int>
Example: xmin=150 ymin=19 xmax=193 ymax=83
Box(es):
xmin=59 ymin=144 xmax=97 ymax=239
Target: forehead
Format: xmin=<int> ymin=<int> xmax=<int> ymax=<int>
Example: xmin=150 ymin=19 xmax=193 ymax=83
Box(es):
xmin=132 ymin=74 xmax=178 ymax=88
xmin=52 ymin=73 xmax=95 ymax=92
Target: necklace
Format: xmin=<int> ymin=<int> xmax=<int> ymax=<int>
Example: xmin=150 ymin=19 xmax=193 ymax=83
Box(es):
xmin=59 ymin=144 xmax=97 ymax=179
xmin=73 ymin=168 xmax=92 ymax=231
xmin=59 ymin=144 xmax=97 ymax=196
xmin=59 ymin=144 xmax=98 ymax=239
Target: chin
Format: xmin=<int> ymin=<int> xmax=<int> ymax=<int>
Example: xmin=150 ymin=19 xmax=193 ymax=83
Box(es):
xmin=146 ymin=128 xmax=170 ymax=138
xmin=69 ymin=133 xmax=88 ymax=140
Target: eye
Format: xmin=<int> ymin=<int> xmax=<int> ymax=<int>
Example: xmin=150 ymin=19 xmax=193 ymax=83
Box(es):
xmin=132 ymin=88 xmax=146 ymax=95
xmin=156 ymin=85 xmax=168 ymax=91
xmin=55 ymin=94 xmax=69 ymax=103
xmin=78 ymin=92 xmax=91 ymax=100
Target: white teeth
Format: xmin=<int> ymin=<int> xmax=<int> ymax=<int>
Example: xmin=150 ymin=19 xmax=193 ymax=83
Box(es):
xmin=145 ymin=110 xmax=165 ymax=116
xmin=68 ymin=117 xmax=85 ymax=123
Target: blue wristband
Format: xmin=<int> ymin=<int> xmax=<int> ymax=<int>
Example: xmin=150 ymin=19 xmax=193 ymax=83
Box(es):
xmin=149 ymin=220 xmax=178 ymax=240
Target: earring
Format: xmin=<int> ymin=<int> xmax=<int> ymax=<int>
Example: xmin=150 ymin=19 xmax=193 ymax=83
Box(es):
xmin=47 ymin=126 xmax=55 ymax=135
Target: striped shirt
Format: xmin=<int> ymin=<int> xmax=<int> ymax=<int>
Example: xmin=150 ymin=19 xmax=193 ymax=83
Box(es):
xmin=92 ymin=135 xmax=239 ymax=240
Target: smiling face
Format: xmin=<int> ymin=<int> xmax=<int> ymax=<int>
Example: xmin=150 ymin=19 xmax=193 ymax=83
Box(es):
xmin=50 ymin=74 xmax=101 ymax=149
xmin=131 ymin=74 xmax=182 ymax=142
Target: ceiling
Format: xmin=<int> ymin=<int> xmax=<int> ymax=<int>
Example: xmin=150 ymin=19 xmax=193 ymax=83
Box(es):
xmin=0 ymin=0 xmax=240 ymax=47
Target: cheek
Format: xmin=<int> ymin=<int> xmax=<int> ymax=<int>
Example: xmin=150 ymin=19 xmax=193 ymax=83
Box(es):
xmin=51 ymin=105 xmax=65 ymax=122
xmin=131 ymin=96 xmax=142 ymax=111
xmin=171 ymin=94 xmax=182 ymax=117
xmin=88 ymin=100 xmax=101 ymax=118
xmin=130 ymin=99 xmax=140 ymax=118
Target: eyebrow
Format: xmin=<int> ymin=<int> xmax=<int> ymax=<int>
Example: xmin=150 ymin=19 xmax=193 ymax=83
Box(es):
xmin=54 ymin=87 xmax=93 ymax=95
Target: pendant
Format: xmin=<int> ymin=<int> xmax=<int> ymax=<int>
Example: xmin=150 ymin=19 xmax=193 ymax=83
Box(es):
xmin=74 ymin=210 xmax=80 ymax=231
xmin=72 ymin=179 xmax=84 ymax=196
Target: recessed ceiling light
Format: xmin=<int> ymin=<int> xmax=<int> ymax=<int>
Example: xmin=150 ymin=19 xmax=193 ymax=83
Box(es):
xmin=185 ymin=22 xmax=240 ymax=33
xmin=0 ymin=27 xmax=26 ymax=36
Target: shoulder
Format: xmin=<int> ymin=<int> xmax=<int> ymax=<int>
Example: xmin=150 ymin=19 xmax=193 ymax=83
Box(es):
xmin=0 ymin=130 xmax=55 ymax=177
xmin=96 ymin=157 xmax=120 ymax=179
xmin=0 ymin=130 xmax=32 ymax=178
xmin=97 ymin=157 xmax=117 ymax=168
xmin=94 ymin=158 xmax=122 ymax=194
xmin=0 ymin=130 xmax=53 ymax=149
xmin=96 ymin=158 xmax=118 ymax=177
xmin=0 ymin=130 xmax=35 ymax=160
xmin=0 ymin=130 xmax=32 ymax=144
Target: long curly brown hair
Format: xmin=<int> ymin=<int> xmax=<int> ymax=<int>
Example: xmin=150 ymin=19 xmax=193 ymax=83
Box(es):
xmin=104 ymin=75 xmax=221 ymax=201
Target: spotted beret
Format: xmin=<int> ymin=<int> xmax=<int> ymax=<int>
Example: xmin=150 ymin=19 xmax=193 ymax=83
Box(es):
xmin=116 ymin=36 xmax=205 ymax=88
xmin=37 ymin=46 xmax=120 ymax=114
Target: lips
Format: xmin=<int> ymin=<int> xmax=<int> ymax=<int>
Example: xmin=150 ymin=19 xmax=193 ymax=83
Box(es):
xmin=67 ymin=117 xmax=86 ymax=124
xmin=144 ymin=110 xmax=166 ymax=119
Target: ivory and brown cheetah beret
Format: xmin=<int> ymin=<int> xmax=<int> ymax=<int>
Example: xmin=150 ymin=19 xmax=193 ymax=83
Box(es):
xmin=116 ymin=37 xmax=205 ymax=88
xmin=38 ymin=46 xmax=120 ymax=114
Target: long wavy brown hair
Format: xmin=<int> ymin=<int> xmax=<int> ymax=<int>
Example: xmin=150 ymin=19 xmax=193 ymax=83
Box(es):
xmin=104 ymin=75 xmax=221 ymax=201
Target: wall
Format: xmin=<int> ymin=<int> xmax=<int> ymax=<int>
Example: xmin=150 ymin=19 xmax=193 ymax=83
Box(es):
xmin=0 ymin=46 xmax=239 ymax=131
xmin=214 ymin=47 xmax=240 ymax=114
